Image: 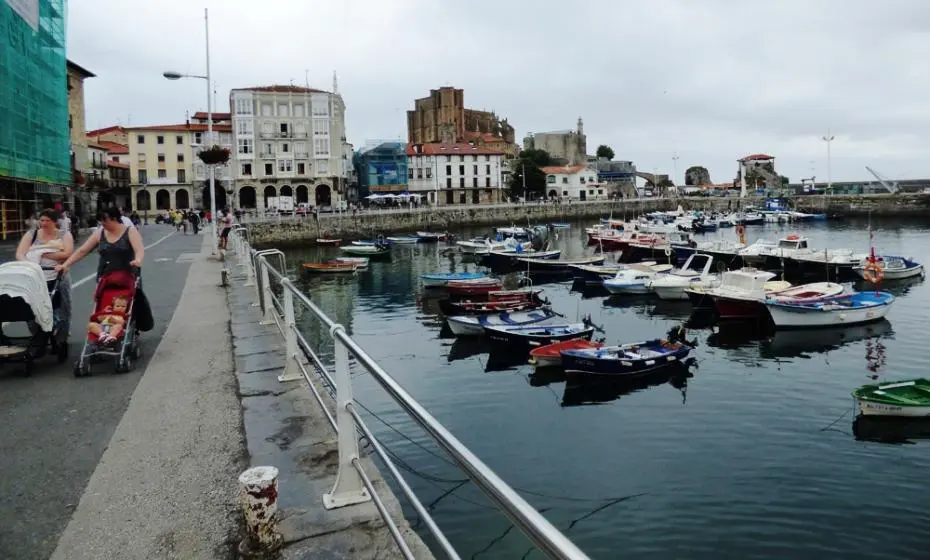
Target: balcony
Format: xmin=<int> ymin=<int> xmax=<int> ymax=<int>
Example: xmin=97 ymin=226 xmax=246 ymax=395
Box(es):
xmin=91 ymin=160 xmax=108 ymax=170
xmin=260 ymin=132 xmax=275 ymax=139
xmin=278 ymin=131 xmax=291 ymax=138
xmin=260 ymin=152 xmax=275 ymax=159
xmin=295 ymin=152 xmax=309 ymax=159
xmin=292 ymin=131 xmax=308 ymax=138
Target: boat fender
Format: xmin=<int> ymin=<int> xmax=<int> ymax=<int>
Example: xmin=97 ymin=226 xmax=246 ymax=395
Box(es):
xmin=863 ymin=261 xmax=884 ymax=284
xmin=664 ymin=247 xmax=672 ymax=257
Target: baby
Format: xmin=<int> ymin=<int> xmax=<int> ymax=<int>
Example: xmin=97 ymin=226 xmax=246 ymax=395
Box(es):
xmin=88 ymin=295 xmax=129 ymax=345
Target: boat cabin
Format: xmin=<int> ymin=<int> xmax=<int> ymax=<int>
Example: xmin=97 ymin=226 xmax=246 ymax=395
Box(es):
xmin=675 ymin=253 xmax=714 ymax=277
xmin=776 ymin=235 xmax=808 ymax=250
xmin=721 ymin=268 xmax=778 ymax=291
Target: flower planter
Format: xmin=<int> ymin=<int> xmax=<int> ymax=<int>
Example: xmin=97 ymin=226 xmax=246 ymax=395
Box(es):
xmin=198 ymin=145 xmax=231 ymax=165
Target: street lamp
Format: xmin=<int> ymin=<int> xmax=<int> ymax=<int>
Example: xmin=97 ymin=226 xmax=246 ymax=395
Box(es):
xmin=163 ymin=7 xmax=218 ymax=255
xmin=821 ymin=130 xmax=835 ymax=196
xmin=671 ymin=153 xmax=680 ymax=196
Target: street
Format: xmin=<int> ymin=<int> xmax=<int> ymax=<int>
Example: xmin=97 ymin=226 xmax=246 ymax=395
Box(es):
xmin=0 ymin=224 xmax=205 ymax=559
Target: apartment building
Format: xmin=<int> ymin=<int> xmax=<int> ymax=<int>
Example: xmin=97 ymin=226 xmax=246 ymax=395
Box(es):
xmin=406 ymin=143 xmax=505 ymax=205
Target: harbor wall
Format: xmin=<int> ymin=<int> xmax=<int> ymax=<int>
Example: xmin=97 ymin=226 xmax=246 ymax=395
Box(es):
xmin=245 ymin=194 xmax=930 ymax=248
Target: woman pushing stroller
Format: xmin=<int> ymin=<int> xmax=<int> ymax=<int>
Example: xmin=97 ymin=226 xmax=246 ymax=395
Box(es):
xmin=57 ymin=207 xmax=144 ymax=279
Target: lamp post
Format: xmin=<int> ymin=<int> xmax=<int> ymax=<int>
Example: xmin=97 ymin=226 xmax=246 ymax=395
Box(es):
xmin=164 ymin=7 xmax=217 ymax=255
xmin=671 ymin=153 xmax=680 ymax=197
xmin=821 ymin=131 xmax=834 ymax=196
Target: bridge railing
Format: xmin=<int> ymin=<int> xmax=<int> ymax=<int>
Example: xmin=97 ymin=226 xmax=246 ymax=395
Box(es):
xmin=226 ymin=228 xmax=590 ymax=560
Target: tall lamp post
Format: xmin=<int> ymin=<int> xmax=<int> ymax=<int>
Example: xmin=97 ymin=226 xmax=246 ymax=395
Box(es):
xmin=671 ymin=153 xmax=680 ymax=196
xmin=821 ymin=130 xmax=834 ymax=196
xmin=164 ymin=7 xmax=217 ymax=255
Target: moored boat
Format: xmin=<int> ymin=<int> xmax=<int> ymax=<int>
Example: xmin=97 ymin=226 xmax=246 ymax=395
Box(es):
xmin=438 ymin=296 xmax=547 ymax=315
xmin=648 ymin=254 xmax=720 ymax=301
xmin=301 ymin=262 xmax=359 ymax=274
xmin=515 ymin=255 xmax=605 ymax=273
xmin=315 ymin=238 xmax=342 ymax=245
xmin=386 ymin=235 xmax=420 ymax=244
xmin=416 ymin=231 xmax=446 ymax=242
xmin=603 ymin=263 xmax=674 ymax=295
xmin=446 ymin=309 xmax=556 ymax=337
xmin=445 ymin=278 xmax=505 ymax=296
xmin=484 ymin=322 xmax=596 ymax=353
xmin=561 ymin=337 xmax=693 ymax=376
xmin=764 ymin=290 xmax=894 ymax=329
xmin=421 ymin=272 xmax=487 ymax=288
xmin=766 ymin=282 xmax=846 ymax=304
xmin=853 ymin=379 xmax=930 ymax=417
xmin=340 ymin=245 xmax=391 ymax=259
xmin=529 ymin=338 xmax=603 ymax=368
xmin=331 ymin=257 xmax=369 ymax=269
xmin=701 ymin=267 xmax=791 ymax=320
xmin=853 ymin=256 xmax=925 ymax=281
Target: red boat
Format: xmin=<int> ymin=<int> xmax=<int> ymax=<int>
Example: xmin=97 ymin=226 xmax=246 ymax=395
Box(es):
xmin=438 ymin=296 xmax=546 ymax=315
xmin=445 ymin=278 xmax=504 ymax=296
xmin=486 ymin=288 xmax=543 ymax=302
xmin=529 ymin=339 xmax=604 ymax=368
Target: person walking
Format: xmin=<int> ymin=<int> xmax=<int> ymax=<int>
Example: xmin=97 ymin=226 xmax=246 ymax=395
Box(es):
xmin=16 ymin=209 xmax=74 ymax=346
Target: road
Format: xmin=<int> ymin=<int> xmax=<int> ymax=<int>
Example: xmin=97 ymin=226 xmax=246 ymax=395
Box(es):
xmin=0 ymin=224 xmax=204 ymax=559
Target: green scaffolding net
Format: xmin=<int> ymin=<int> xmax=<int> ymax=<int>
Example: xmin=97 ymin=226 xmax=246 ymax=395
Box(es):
xmin=0 ymin=0 xmax=70 ymax=186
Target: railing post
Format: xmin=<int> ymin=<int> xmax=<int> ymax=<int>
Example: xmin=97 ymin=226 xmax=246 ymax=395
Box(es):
xmin=259 ymin=259 xmax=276 ymax=325
xmin=277 ymin=282 xmax=302 ymax=383
xmin=323 ymin=325 xmax=371 ymax=510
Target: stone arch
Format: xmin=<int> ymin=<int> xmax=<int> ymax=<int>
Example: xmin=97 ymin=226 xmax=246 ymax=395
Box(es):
xmin=295 ymin=185 xmax=309 ymax=204
xmin=548 ymin=189 xmax=558 ymax=198
xmin=175 ymin=188 xmax=190 ymax=209
xmin=155 ymin=189 xmax=171 ymax=210
xmin=201 ymin=183 xmax=227 ymax=210
xmin=263 ymin=185 xmax=277 ymax=207
xmin=137 ymin=190 xmax=151 ymax=211
xmin=280 ymin=184 xmax=293 ymax=197
xmin=315 ymin=184 xmax=331 ymax=207
xmin=239 ymin=185 xmax=257 ymax=209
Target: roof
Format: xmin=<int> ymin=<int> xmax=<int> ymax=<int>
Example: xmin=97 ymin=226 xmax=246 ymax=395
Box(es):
xmin=192 ymin=111 xmax=231 ymax=121
xmin=231 ymin=85 xmax=329 ymax=94
xmin=86 ymin=125 xmax=126 ymax=137
xmin=406 ymin=143 xmax=504 ymax=156
xmin=94 ymin=141 xmax=129 ymax=154
xmin=107 ymin=161 xmax=129 ymax=169
xmin=67 ymin=60 xmax=96 ymax=78
xmin=88 ymin=142 xmax=109 ymax=150
xmin=541 ymin=164 xmax=588 ymax=175
xmin=126 ymin=123 xmax=233 ymax=133
xmin=740 ymin=153 xmax=774 ymax=161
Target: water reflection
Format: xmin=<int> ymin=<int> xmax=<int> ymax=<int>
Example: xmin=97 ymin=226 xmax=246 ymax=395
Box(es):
xmin=707 ymin=319 xmax=894 ymax=360
xmin=446 ymin=338 xmax=490 ymax=362
xmin=853 ymin=415 xmax=930 ymax=445
xmin=561 ymin=364 xmax=694 ymax=407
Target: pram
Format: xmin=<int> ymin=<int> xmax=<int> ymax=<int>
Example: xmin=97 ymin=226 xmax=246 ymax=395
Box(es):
xmin=0 ymin=261 xmax=68 ymax=375
xmin=74 ymin=269 xmax=152 ymax=376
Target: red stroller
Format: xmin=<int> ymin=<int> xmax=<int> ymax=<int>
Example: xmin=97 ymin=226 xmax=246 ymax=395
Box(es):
xmin=74 ymin=269 xmax=152 ymax=376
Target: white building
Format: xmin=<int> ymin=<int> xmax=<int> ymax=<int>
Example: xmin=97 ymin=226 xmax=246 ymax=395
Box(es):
xmin=229 ymin=77 xmax=351 ymax=211
xmin=406 ymin=143 xmax=505 ymax=205
xmin=541 ymin=164 xmax=605 ymax=201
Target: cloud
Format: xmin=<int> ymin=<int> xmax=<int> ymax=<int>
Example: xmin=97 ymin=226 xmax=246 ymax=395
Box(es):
xmin=68 ymin=0 xmax=930 ymax=183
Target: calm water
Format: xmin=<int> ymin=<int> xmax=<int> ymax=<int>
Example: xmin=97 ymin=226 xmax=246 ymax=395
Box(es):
xmin=285 ymin=217 xmax=930 ymax=560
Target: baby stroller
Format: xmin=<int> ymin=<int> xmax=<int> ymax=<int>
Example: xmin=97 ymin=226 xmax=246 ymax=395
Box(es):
xmin=0 ymin=261 xmax=69 ymax=375
xmin=74 ymin=269 xmax=152 ymax=376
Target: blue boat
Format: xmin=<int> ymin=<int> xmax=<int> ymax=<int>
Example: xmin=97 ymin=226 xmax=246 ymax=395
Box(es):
xmin=549 ymin=222 xmax=571 ymax=229
xmin=421 ymin=272 xmax=487 ymax=287
xmin=483 ymin=322 xmax=595 ymax=353
xmin=561 ymin=338 xmax=693 ymax=376
xmin=446 ymin=309 xmax=556 ymax=337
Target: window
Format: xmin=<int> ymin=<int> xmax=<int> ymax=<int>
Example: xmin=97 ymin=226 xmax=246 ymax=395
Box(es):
xmin=261 ymin=122 xmax=273 ymax=137
xmin=177 ymin=170 xmax=186 ymax=183
xmin=157 ymin=135 xmax=164 ymax=144
xmin=562 ymin=177 xmax=568 ymax=184
xmin=157 ymin=153 xmax=165 ymax=163
xmin=446 ymin=165 xmax=452 ymax=176
xmin=138 ymin=170 xmax=147 ymax=183
xmin=294 ymin=122 xmax=307 ymax=137
xmin=312 ymin=119 xmax=328 ymax=136
xmin=316 ymin=160 xmax=329 ymax=174
xmin=547 ymin=175 xmax=555 ymax=184
xmin=157 ymin=169 xmax=167 ymax=178
xmin=172 ymin=135 xmax=181 ymax=145
xmin=459 ymin=155 xmax=464 ymax=162
xmin=236 ymin=120 xmax=253 ymax=136
xmin=472 ymin=177 xmax=478 ymax=187
xmin=446 ymin=178 xmax=452 ymax=188
xmin=282 ymin=143 xmax=290 ymax=153
xmin=177 ymin=153 xmax=184 ymax=162
xmin=295 ymin=142 xmax=307 ymax=157
xmin=263 ymin=142 xmax=273 ymax=155
xmin=417 ymin=168 xmax=423 ymax=179
xmin=235 ymin=98 xmax=253 ymax=115
xmin=241 ymin=163 xmax=252 ymax=176
xmin=486 ymin=165 xmax=491 ymax=174
xmin=426 ymin=168 xmax=432 ymax=179
xmin=279 ymin=122 xmax=289 ymax=136
xmin=485 ymin=155 xmax=490 ymax=161
xmin=459 ymin=192 xmax=466 ymax=204
xmin=459 ymin=165 xmax=464 ymax=175
xmin=261 ymin=103 xmax=273 ymax=116
xmin=473 ymin=165 xmax=478 ymax=175
xmin=312 ymin=101 xmax=328 ymax=116
xmin=473 ymin=155 xmax=478 ymax=162
xmin=445 ymin=155 xmax=451 ymax=162
xmin=137 ymin=134 xmax=145 ymax=144
xmin=278 ymin=103 xmax=289 ymax=117
xmin=459 ymin=177 xmax=465 ymax=188
xmin=297 ymin=162 xmax=306 ymax=175
xmin=278 ymin=159 xmax=293 ymax=173
xmin=293 ymin=104 xmax=304 ymax=117
xmin=486 ymin=177 xmax=491 ymax=187
xmin=237 ymin=138 xmax=254 ymax=154
xmin=113 ymin=156 xmax=120 ymax=162
xmin=193 ymin=132 xmax=202 ymax=144
xmin=408 ymin=168 xmax=414 ymax=179
xmin=580 ymin=177 xmax=586 ymax=184
xmin=562 ymin=190 xmax=568 ymax=196
xmin=313 ymin=138 xmax=330 ymax=156
xmin=264 ymin=163 xmax=273 ymax=175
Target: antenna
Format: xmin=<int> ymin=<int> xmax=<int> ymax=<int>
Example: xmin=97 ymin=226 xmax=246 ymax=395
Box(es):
xmin=304 ymin=69 xmax=309 ymax=89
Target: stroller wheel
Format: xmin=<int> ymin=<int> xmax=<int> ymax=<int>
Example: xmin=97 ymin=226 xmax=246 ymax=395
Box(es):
xmin=115 ymin=355 xmax=133 ymax=374
xmin=73 ymin=361 xmax=90 ymax=378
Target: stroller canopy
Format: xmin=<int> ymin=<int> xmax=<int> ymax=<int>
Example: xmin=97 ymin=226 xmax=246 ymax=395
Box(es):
xmin=0 ymin=261 xmax=54 ymax=331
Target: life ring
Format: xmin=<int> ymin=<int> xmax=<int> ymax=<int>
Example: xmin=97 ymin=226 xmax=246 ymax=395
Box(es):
xmin=786 ymin=234 xmax=799 ymax=240
xmin=735 ymin=224 xmax=746 ymax=236
xmin=664 ymin=247 xmax=672 ymax=257
xmin=863 ymin=261 xmax=884 ymax=284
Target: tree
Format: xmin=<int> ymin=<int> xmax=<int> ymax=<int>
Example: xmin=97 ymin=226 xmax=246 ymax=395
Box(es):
xmin=779 ymin=175 xmax=790 ymax=186
xmin=658 ymin=178 xmax=675 ymax=188
xmin=508 ymin=149 xmax=552 ymax=200
xmin=596 ymin=145 xmax=614 ymax=161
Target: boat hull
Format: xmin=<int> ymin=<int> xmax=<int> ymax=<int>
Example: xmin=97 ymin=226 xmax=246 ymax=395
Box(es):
xmin=853 ymin=265 xmax=925 ymax=281
xmin=604 ymin=281 xmax=651 ymax=295
xmin=765 ymin=300 xmax=892 ymax=328
xmin=528 ymin=339 xmax=603 ymax=368
xmin=446 ymin=310 xmax=553 ymax=337
xmin=561 ymin=343 xmax=691 ymax=376
xmin=856 ymin=400 xmax=930 ymax=417
xmin=712 ymin=295 xmax=769 ymax=320
xmin=485 ymin=325 xmax=595 ymax=354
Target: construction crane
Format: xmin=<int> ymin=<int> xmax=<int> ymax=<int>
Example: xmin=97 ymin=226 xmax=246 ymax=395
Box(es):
xmin=865 ymin=166 xmax=899 ymax=193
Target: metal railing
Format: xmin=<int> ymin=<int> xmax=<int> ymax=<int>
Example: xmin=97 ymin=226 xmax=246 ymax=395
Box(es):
xmin=226 ymin=228 xmax=590 ymax=560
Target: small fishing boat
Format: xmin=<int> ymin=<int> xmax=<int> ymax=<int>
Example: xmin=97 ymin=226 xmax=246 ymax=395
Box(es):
xmin=571 ymin=263 xmax=640 ymax=287
xmin=301 ymin=262 xmax=359 ymax=274
xmin=316 ymin=238 xmax=342 ymax=246
xmin=515 ymin=255 xmax=605 ymax=273
xmin=457 ymin=237 xmax=506 ymax=255
xmin=331 ymin=257 xmax=369 ymax=269
xmin=446 ymin=278 xmax=505 ymax=297
xmin=764 ymin=290 xmax=894 ymax=329
xmin=603 ymin=263 xmax=674 ymax=295
xmin=853 ymin=256 xmax=925 ymax=281
xmin=438 ymin=297 xmax=547 ymax=315
xmin=853 ymin=379 xmax=930 ymax=417
xmin=416 ymin=231 xmax=445 ymax=242
xmin=529 ymin=338 xmax=603 ymax=368
xmin=446 ymin=309 xmax=556 ymax=337
xmin=486 ymin=288 xmax=544 ymax=301
xmin=549 ymin=223 xmax=571 ymax=229
xmin=340 ymin=245 xmax=391 ymax=259
xmin=421 ymin=272 xmax=487 ymax=287
xmin=386 ymin=235 xmax=420 ymax=245
xmin=766 ymin=282 xmax=847 ymax=304
xmin=484 ymin=322 xmax=596 ymax=353
xmin=351 ymin=239 xmax=382 ymax=246
xmin=648 ymin=254 xmax=720 ymax=301
xmin=561 ymin=337 xmax=692 ymax=376
xmin=696 ymin=267 xmax=791 ymax=319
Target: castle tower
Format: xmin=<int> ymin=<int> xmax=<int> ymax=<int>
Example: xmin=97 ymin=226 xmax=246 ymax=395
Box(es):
xmin=577 ymin=116 xmax=584 ymax=136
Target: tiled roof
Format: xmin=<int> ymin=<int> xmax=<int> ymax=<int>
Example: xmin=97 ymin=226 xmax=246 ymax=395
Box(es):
xmin=86 ymin=125 xmax=126 ymax=137
xmin=95 ymin=141 xmax=129 ymax=154
xmin=192 ymin=111 xmax=231 ymax=120
xmin=406 ymin=143 xmax=504 ymax=156
xmin=740 ymin=153 xmax=774 ymax=161
xmin=232 ymin=85 xmax=328 ymax=94
xmin=107 ymin=161 xmax=129 ymax=169
xmin=67 ymin=59 xmax=96 ymax=78
xmin=88 ymin=142 xmax=109 ymax=150
xmin=126 ymin=123 xmax=233 ymax=133
xmin=541 ymin=165 xmax=587 ymax=175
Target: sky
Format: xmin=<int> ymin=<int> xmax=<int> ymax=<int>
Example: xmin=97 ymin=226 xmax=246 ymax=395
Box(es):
xmin=67 ymin=0 xmax=930 ymax=186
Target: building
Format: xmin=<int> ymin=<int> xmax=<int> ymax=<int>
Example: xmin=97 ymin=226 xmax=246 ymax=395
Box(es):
xmin=0 ymin=0 xmax=70 ymax=239
xmin=354 ymin=141 xmax=408 ymax=200
xmin=406 ymin=143 xmax=505 ymax=205
xmin=95 ymin=140 xmax=129 ymax=164
xmin=103 ymin=161 xmax=131 ymax=210
xmin=406 ymin=87 xmax=518 ymax=157
xmin=541 ymin=164 xmax=605 ymax=201
xmin=737 ymin=153 xmax=778 ymax=197
xmin=588 ymin=157 xmax=637 ymax=196
xmin=524 ymin=118 xmax=587 ymax=164
xmin=87 ymin=125 xmax=130 ymax=147
xmin=229 ymin=79 xmax=352 ymax=211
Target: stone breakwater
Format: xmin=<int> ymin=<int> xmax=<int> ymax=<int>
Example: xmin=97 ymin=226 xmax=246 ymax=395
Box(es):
xmin=244 ymin=194 xmax=930 ymax=247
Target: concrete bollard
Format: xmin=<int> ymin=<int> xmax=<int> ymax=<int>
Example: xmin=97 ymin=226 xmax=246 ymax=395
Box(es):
xmin=238 ymin=466 xmax=284 ymax=557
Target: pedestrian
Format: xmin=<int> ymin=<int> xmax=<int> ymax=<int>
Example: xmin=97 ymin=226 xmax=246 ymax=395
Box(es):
xmin=218 ymin=206 xmax=234 ymax=251
xmin=190 ymin=210 xmax=201 ymax=235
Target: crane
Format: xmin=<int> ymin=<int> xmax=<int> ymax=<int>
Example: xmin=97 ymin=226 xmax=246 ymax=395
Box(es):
xmin=865 ymin=166 xmax=899 ymax=193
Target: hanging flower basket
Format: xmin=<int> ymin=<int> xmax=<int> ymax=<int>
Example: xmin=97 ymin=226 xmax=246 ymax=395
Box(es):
xmin=198 ymin=145 xmax=231 ymax=165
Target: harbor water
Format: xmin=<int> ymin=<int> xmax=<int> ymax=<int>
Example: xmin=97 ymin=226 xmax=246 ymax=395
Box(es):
xmin=284 ymin=217 xmax=930 ymax=559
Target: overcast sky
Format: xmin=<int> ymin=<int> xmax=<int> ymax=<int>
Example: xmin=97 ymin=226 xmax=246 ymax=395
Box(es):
xmin=68 ymin=0 xmax=930 ymax=185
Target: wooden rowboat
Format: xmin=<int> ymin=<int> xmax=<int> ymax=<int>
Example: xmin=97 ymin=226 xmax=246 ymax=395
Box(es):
xmin=302 ymin=262 xmax=358 ymax=274
xmin=316 ymin=238 xmax=342 ymax=245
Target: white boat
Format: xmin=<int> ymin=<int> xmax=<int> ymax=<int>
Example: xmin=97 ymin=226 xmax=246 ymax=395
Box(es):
xmin=603 ymin=263 xmax=673 ymax=295
xmin=738 ymin=235 xmax=809 ymax=266
xmin=701 ymin=268 xmax=791 ymax=320
xmin=496 ymin=226 xmax=529 ymax=238
xmin=332 ymin=257 xmax=369 ymax=269
xmin=446 ymin=309 xmax=555 ymax=337
xmin=766 ymin=282 xmax=847 ymax=304
xmin=386 ymin=235 xmax=419 ymax=245
xmin=764 ymin=290 xmax=894 ymax=329
xmin=853 ymin=256 xmax=925 ymax=281
xmin=648 ymin=254 xmax=721 ymax=301
xmin=457 ymin=238 xmax=507 ymax=255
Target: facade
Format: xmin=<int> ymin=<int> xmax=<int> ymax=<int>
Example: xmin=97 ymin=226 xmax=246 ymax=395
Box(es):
xmin=87 ymin=125 xmax=130 ymax=147
xmin=588 ymin=157 xmax=637 ymax=197
xmin=0 ymin=0 xmax=70 ymax=239
xmin=229 ymin=82 xmax=352 ymax=211
xmin=354 ymin=141 xmax=408 ymax=199
xmin=524 ymin=118 xmax=587 ymax=164
xmin=737 ymin=153 xmax=778 ymax=197
xmin=406 ymin=143 xmax=505 ymax=205
xmin=103 ymin=161 xmax=131 ymax=210
xmin=406 ymin=87 xmax=518 ymax=157
xmin=541 ymin=164 xmax=605 ymax=201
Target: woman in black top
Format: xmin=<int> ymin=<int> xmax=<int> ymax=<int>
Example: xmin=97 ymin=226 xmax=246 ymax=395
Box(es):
xmin=57 ymin=207 xmax=144 ymax=278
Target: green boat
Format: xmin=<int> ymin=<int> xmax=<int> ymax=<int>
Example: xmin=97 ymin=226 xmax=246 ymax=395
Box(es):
xmin=853 ymin=378 xmax=930 ymax=417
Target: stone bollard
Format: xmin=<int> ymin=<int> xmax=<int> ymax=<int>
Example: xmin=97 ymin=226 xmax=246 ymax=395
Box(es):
xmin=238 ymin=466 xmax=284 ymax=557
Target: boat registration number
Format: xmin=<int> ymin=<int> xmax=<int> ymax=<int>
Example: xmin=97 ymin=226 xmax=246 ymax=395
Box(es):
xmin=863 ymin=403 xmax=903 ymax=412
